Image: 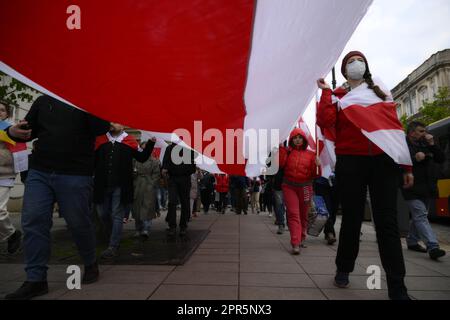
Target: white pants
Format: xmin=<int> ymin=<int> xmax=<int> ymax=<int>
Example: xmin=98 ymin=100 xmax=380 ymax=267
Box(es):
xmin=0 ymin=186 xmax=15 ymax=241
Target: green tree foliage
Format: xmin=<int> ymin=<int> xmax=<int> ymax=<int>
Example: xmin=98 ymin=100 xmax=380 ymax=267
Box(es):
xmin=0 ymin=71 xmax=38 ymax=107
xmin=401 ymin=87 xmax=450 ymax=128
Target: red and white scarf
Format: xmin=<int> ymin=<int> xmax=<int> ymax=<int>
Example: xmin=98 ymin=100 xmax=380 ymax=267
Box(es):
xmin=335 ymin=79 xmax=412 ymax=166
xmin=95 ymin=131 xmax=141 ymax=151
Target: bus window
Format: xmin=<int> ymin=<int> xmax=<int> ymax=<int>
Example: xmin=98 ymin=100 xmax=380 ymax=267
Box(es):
xmin=437 ymin=133 xmax=450 ymax=179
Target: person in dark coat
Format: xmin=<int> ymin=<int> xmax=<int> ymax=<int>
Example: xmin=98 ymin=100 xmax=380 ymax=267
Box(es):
xmin=402 ymin=121 xmax=446 ymax=260
xmin=94 ymin=123 xmax=155 ymax=259
xmin=162 ymin=142 xmax=196 ymax=236
xmin=5 ymin=95 xmax=110 ymax=299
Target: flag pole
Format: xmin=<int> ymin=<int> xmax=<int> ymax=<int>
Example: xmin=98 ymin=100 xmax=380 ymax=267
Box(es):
xmin=315 ymin=90 xmax=320 ymax=176
xmin=332 ymin=67 xmax=337 ymax=90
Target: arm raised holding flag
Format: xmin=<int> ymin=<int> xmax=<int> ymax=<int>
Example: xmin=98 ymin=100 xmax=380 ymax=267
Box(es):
xmin=315 ymin=51 xmax=412 ymax=300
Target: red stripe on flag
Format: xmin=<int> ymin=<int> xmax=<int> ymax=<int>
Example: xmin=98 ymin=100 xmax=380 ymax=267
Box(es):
xmin=342 ymin=102 xmax=403 ymax=133
xmin=0 ymin=1 xmax=255 ymax=175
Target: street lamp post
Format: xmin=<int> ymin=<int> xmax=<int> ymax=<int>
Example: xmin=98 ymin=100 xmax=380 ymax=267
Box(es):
xmin=332 ymin=67 xmax=337 ymax=90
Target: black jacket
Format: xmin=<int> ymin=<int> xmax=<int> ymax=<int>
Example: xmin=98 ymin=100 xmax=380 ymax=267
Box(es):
xmin=230 ymin=175 xmax=250 ymax=189
xmin=200 ymin=173 xmax=215 ymax=191
xmin=94 ymin=139 xmax=154 ymax=204
xmin=162 ymin=143 xmax=196 ymax=177
xmin=7 ymin=95 xmax=110 ymax=176
xmin=402 ymin=138 xmax=445 ymax=201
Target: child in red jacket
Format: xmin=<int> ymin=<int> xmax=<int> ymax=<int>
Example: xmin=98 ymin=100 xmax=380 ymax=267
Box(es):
xmin=279 ymin=128 xmax=318 ymax=254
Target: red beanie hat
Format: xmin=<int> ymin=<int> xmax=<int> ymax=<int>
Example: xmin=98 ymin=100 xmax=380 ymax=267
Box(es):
xmin=341 ymin=51 xmax=369 ymax=79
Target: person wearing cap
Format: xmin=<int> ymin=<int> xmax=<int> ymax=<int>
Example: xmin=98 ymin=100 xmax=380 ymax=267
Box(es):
xmin=279 ymin=128 xmax=318 ymax=255
xmin=316 ymin=51 xmax=413 ymax=300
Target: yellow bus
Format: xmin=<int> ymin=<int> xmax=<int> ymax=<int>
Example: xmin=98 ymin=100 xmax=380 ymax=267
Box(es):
xmin=427 ymin=116 xmax=450 ymax=219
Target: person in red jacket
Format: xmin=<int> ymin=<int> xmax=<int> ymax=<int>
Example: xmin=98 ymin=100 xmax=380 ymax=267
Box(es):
xmin=279 ymin=128 xmax=318 ymax=255
xmin=214 ymin=174 xmax=229 ymax=214
xmin=316 ymin=51 xmax=413 ymax=300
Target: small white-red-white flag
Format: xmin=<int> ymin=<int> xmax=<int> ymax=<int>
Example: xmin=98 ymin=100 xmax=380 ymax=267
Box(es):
xmin=298 ymin=117 xmax=316 ymax=151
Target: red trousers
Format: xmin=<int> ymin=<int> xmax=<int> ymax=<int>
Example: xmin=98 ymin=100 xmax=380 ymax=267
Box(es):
xmin=282 ymin=183 xmax=311 ymax=247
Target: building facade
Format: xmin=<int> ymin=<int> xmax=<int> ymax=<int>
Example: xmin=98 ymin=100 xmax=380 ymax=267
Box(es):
xmin=392 ymin=49 xmax=450 ymax=119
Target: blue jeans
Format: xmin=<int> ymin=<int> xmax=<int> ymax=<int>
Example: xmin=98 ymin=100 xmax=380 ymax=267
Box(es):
xmin=22 ymin=169 xmax=96 ymax=282
xmin=135 ymin=219 xmax=152 ymax=233
xmin=273 ymin=190 xmax=286 ymax=227
xmin=157 ymin=187 xmax=168 ymax=209
xmin=96 ymin=187 xmax=126 ymax=249
xmin=406 ymin=199 xmax=439 ymax=251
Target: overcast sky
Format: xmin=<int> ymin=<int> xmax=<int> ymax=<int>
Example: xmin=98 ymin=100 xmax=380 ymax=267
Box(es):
xmin=303 ymin=0 xmax=450 ymax=133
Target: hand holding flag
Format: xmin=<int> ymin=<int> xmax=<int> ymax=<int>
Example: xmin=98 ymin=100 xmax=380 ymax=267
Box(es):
xmin=8 ymin=120 xmax=32 ymax=141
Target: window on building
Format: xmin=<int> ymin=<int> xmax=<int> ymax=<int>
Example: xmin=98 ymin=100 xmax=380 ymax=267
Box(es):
xmin=397 ymin=104 xmax=402 ymax=118
xmin=430 ymin=81 xmax=436 ymax=98
xmin=419 ymin=87 xmax=428 ymax=105
xmin=405 ymin=98 xmax=412 ymax=116
xmin=411 ymin=93 xmax=417 ymax=114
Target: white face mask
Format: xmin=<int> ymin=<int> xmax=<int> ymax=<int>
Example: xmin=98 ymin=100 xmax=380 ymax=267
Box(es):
xmin=346 ymin=60 xmax=366 ymax=80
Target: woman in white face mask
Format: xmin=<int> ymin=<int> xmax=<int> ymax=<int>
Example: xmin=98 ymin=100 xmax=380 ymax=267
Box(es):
xmin=315 ymin=51 xmax=414 ymax=300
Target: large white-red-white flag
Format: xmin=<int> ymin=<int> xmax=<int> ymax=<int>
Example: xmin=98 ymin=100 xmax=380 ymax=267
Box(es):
xmin=337 ymin=79 xmax=412 ymax=166
xmin=0 ymin=0 xmax=373 ymax=176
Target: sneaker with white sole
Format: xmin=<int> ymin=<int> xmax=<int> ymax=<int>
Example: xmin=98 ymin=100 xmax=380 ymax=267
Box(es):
xmin=100 ymin=247 xmax=118 ymax=259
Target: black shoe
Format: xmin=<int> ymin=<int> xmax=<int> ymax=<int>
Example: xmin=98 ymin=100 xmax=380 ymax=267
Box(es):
xmin=429 ymin=248 xmax=446 ymax=260
xmin=277 ymin=225 xmax=284 ymax=235
xmin=4 ymin=281 xmax=49 ymax=300
xmin=82 ymin=262 xmax=99 ymax=284
xmin=334 ymin=272 xmax=350 ymax=288
xmin=408 ymin=244 xmax=427 ymax=253
xmin=167 ymin=228 xmax=176 ymax=237
xmin=140 ymin=231 xmax=150 ymax=241
xmin=325 ymin=233 xmax=337 ymax=246
xmin=389 ymin=292 xmax=412 ymax=300
xmin=179 ymin=228 xmax=187 ymax=236
xmin=7 ymin=230 xmax=22 ymax=254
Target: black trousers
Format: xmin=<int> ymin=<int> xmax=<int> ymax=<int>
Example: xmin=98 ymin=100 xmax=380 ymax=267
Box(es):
xmin=335 ymin=154 xmax=406 ymax=293
xmin=167 ymin=175 xmax=191 ymax=229
xmin=234 ymin=188 xmax=247 ymax=215
xmin=200 ymin=189 xmax=214 ymax=212
xmin=217 ymin=192 xmax=228 ymax=212
xmin=264 ymin=191 xmax=274 ymax=213
xmin=314 ymin=181 xmax=338 ymax=237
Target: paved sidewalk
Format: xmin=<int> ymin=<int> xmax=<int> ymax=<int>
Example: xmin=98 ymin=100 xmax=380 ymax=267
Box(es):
xmin=1 ymin=211 xmax=450 ymax=300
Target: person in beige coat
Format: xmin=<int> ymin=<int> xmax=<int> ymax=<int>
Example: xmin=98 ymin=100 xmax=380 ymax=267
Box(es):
xmin=0 ymin=101 xmax=22 ymax=254
xmin=132 ymin=143 xmax=161 ymax=239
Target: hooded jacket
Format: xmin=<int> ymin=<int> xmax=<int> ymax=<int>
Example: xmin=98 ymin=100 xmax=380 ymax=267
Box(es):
xmin=279 ymin=128 xmax=318 ymax=184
